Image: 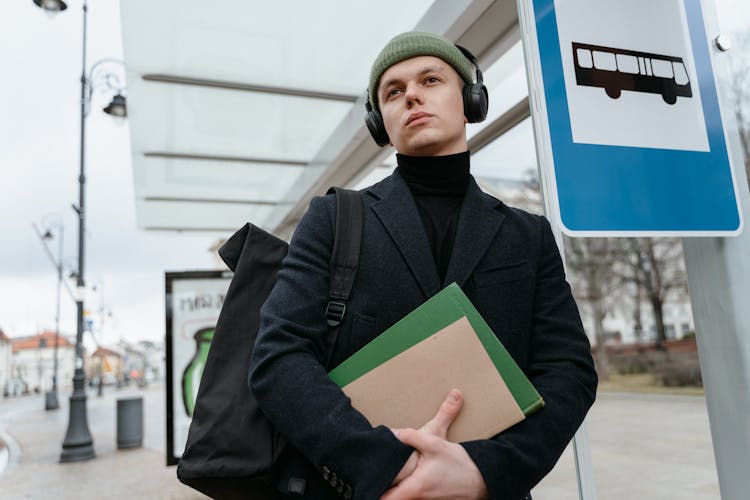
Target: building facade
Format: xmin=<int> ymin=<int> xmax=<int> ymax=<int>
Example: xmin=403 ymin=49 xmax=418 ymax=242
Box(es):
xmin=10 ymin=331 xmax=75 ymax=395
xmin=86 ymin=347 xmax=124 ymax=387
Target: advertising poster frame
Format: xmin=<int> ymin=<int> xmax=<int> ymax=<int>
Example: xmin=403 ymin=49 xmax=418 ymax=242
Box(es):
xmin=165 ymin=270 xmax=232 ymax=466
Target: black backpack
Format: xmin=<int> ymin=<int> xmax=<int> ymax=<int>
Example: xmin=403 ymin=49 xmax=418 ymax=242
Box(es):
xmin=177 ymin=187 xmax=363 ymax=499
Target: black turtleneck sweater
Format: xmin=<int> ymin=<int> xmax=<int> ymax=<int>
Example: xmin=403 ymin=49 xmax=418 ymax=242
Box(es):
xmin=396 ymin=151 xmax=470 ymax=284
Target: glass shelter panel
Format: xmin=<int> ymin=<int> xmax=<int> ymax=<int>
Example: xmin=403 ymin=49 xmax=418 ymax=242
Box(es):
xmin=121 ymin=0 xmax=434 ymax=232
xmin=132 ymin=157 xmax=304 ymax=204
xmin=121 ymin=0 xmax=434 ymax=96
xmin=127 ymin=78 xmax=351 ymax=162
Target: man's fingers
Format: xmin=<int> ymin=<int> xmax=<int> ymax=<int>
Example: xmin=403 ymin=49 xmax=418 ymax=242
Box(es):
xmin=381 ymin=479 xmax=421 ymax=500
xmin=421 ymin=389 xmax=463 ymax=439
xmin=395 ymin=427 xmax=439 ymax=453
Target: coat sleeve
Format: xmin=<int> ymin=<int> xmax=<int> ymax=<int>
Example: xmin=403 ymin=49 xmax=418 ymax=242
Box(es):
xmin=249 ymin=195 xmax=413 ymax=499
xmin=461 ymin=215 xmax=598 ymax=500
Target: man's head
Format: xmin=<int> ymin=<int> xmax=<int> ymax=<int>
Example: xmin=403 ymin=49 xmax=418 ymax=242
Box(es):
xmin=365 ymin=31 xmax=487 ymax=156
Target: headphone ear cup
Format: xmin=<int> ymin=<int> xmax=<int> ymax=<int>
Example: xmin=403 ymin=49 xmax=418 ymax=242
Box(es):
xmin=364 ymin=108 xmax=390 ymax=147
xmin=462 ymin=82 xmax=489 ymax=123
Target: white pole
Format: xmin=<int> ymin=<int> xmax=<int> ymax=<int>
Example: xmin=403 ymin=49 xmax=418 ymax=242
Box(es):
xmin=681 ymin=5 xmax=750 ymax=495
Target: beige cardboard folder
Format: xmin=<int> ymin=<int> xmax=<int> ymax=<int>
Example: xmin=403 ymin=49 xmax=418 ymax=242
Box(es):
xmin=341 ymin=316 xmax=525 ymax=443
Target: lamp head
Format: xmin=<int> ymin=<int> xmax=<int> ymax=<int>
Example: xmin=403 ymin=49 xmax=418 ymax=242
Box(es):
xmin=103 ymin=94 xmax=127 ymax=118
xmin=33 ymin=0 xmax=68 ymax=12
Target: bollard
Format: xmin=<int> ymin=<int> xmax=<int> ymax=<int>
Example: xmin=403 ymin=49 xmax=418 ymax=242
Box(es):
xmin=116 ymin=397 xmax=143 ymax=449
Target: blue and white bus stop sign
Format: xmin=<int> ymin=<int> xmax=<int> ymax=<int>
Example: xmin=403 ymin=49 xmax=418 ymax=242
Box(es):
xmin=518 ymin=0 xmax=743 ymax=235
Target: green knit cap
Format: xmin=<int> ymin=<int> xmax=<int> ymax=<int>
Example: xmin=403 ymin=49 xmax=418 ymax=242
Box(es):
xmin=368 ymin=31 xmax=474 ymax=111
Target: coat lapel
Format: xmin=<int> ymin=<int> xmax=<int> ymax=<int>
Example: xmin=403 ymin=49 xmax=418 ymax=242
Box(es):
xmin=443 ymin=177 xmax=506 ymax=288
xmin=369 ymin=172 xmax=441 ymax=300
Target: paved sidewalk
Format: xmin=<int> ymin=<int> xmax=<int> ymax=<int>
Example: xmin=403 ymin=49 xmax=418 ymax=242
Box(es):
xmin=0 ymin=383 xmax=206 ymax=500
xmin=0 ymin=386 xmax=720 ymax=499
xmin=533 ymin=392 xmax=720 ymax=499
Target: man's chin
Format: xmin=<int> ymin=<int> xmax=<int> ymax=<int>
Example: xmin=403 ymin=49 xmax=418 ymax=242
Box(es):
xmin=403 ymin=142 xmax=468 ymax=158
xmin=398 ymin=136 xmax=444 ymax=157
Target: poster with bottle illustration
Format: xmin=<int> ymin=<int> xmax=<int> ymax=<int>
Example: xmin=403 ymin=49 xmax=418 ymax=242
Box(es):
xmin=165 ymin=270 xmax=231 ymax=465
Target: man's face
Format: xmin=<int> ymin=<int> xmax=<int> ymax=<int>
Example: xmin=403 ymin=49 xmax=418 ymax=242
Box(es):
xmin=377 ymin=56 xmax=468 ymax=156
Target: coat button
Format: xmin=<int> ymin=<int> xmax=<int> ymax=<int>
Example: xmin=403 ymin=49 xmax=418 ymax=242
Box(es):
xmin=336 ymin=480 xmax=344 ymax=494
xmin=343 ymin=485 xmax=352 ymax=499
xmin=328 ymin=472 xmax=338 ymax=487
xmin=288 ymin=477 xmax=306 ymax=495
xmin=321 ymin=466 xmax=330 ymax=480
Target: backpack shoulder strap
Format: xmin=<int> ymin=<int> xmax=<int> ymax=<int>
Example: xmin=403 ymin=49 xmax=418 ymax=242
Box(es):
xmin=323 ymin=186 xmax=363 ymax=368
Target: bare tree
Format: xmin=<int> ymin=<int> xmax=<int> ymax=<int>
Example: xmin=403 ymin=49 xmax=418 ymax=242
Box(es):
xmin=563 ymin=237 xmax=622 ymax=380
xmin=616 ymin=238 xmax=689 ymax=345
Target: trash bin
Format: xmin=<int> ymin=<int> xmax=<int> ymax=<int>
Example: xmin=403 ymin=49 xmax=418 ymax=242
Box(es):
xmin=44 ymin=390 xmax=59 ymax=411
xmin=117 ymin=397 xmax=143 ymax=449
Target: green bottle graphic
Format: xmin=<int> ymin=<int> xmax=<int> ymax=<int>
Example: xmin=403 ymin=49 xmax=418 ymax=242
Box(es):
xmin=182 ymin=327 xmax=214 ymax=416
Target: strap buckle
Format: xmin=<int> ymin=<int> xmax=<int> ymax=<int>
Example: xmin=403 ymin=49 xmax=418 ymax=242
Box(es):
xmin=326 ymin=300 xmax=347 ymax=327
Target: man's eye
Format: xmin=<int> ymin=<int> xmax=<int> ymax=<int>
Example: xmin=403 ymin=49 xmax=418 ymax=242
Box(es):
xmin=425 ymin=76 xmax=440 ymax=84
xmin=387 ymin=88 xmax=402 ymax=99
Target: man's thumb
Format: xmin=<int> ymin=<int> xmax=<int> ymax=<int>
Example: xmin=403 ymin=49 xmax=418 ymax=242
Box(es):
xmin=422 ymin=388 xmax=463 ymax=439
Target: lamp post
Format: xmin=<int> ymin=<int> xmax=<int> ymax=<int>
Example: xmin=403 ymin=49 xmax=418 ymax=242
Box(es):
xmin=34 ymin=220 xmax=64 ymax=410
xmin=33 ymin=0 xmax=127 ymax=463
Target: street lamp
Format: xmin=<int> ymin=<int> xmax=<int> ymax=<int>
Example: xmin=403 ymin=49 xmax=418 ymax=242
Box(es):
xmin=87 ymin=59 xmax=128 ymax=118
xmin=35 ymin=221 xmax=64 ymax=411
xmin=33 ymin=0 xmax=127 ymax=463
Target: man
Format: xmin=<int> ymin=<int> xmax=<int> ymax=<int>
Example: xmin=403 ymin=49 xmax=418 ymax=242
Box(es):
xmin=250 ymin=31 xmax=597 ymax=499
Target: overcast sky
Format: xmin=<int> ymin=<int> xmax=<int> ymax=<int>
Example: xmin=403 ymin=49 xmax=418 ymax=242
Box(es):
xmin=1 ymin=1 xmax=748 ymax=346
xmin=0 ymin=1 xmax=217 ymax=346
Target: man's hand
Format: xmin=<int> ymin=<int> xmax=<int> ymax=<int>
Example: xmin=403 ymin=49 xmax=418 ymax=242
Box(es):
xmin=383 ymin=429 xmax=488 ymax=500
xmin=390 ymin=389 xmax=464 ymax=486
xmin=385 ymin=389 xmax=488 ymax=499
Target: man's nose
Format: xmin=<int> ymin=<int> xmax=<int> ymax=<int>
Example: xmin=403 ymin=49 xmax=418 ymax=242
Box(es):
xmin=404 ymin=83 xmax=424 ymax=107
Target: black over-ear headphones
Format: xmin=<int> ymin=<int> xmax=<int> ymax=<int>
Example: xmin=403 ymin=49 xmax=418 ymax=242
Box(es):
xmin=364 ymin=44 xmax=489 ymax=147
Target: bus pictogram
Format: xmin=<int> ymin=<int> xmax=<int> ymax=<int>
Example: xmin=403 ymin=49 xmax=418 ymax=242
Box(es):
xmin=572 ymin=42 xmax=692 ymax=104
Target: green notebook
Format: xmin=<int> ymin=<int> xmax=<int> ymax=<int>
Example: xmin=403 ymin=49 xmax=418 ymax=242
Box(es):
xmin=329 ymin=283 xmax=544 ymax=418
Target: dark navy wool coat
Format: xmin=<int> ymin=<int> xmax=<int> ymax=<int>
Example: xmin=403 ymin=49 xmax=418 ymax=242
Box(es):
xmin=249 ymin=170 xmax=597 ymax=500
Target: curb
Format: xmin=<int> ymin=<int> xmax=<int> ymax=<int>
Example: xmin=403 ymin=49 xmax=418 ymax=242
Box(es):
xmin=0 ymin=427 xmax=22 ymax=477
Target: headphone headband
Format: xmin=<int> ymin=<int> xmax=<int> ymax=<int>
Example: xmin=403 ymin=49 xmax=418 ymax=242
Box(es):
xmin=455 ymin=45 xmax=483 ymax=85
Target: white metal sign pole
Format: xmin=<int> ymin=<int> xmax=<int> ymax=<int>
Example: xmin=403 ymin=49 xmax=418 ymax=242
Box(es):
xmin=516 ymin=1 xmax=597 ymax=499
xmin=681 ymin=3 xmax=750 ymax=497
